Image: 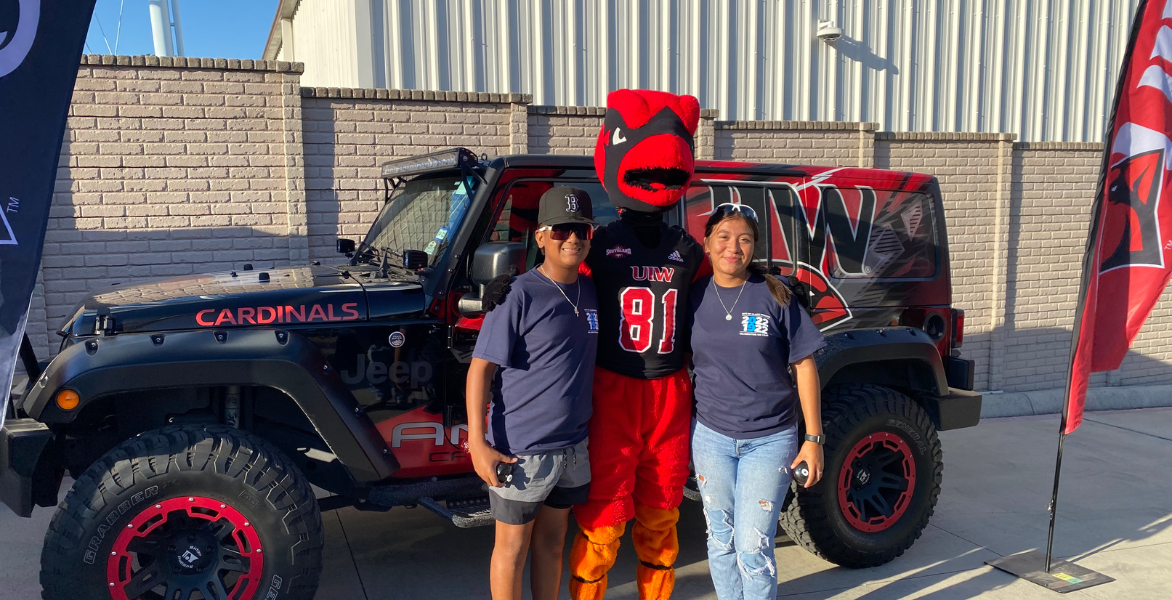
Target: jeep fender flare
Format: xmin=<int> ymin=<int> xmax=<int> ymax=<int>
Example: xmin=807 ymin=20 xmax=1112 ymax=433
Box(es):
xmin=816 ymin=328 xmax=948 ymax=397
xmin=22 ymin=329 xmax=398 ymax=483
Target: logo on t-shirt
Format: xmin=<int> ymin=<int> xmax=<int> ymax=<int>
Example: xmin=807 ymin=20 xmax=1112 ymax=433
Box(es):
xmin=667 ymin=250 xmax=683 ymax=262
xmin=740 ymin=313 xmax=770 ymax=336
xmin=585 ymin=309 xmax=599 ymax=333
xmin=606 ymin=245 xmax=632 ymax=258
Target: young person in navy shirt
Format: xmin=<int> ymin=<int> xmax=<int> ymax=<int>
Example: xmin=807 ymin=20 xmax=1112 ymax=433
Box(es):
xmin=467 ymin=186 xmax=600 ymax=600
xmin=688 ymin=203 xmax=827 ymax=600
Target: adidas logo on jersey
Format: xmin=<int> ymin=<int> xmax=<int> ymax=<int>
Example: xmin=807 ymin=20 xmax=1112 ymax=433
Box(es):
xmin=606 ymin=245 xmax=632 ymax=258
xmin=667 ymin=250 xmax=683 ymax=262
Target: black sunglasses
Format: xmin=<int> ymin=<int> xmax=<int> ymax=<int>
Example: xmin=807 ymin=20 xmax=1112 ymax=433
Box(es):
xmin=706 ymin=202 xmax=759 ymax=227
xmin=538 ymin=223 xmax=595 ymax=240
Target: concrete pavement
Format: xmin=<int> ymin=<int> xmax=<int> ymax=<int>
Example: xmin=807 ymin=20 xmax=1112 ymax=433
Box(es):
xmin=3 ymin=408 xmax=1170 ymax=599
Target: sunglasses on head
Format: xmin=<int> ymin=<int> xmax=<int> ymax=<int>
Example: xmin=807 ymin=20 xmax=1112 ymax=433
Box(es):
xmin=537 ymin=223 xmax=595 ymax=240
xmin=707 ymin=202 xmax=759 ymax=225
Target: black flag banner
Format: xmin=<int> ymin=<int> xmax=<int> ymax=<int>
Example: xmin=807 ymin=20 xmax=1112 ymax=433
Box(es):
xmin=0 ymin=0 xmax=97 ymax=427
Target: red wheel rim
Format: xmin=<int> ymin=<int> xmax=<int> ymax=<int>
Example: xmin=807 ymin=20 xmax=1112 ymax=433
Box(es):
xmin=837 ymin=432 xmax=916 ymax=533
xmin=106 ymin=496 xmax=264 ymax=600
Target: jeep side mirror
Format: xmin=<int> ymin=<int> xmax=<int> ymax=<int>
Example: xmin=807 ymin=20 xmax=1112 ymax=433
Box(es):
xmin=458 ymin=242 xmax=526 ymax=317
xmin=336 ymin=238 xmax=356 ymax=256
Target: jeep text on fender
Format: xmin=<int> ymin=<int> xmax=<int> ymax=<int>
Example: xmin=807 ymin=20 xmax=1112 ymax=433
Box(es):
xmin=2 ymin=148 xmax=980 ymax=599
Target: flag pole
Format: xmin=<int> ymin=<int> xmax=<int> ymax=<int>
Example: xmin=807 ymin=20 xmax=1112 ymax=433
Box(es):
xmin=1044 ymin=0 xmax=1149 ymax=573
xmin=1045 ymin=264 xmax=1086 ymax=573
xmin=1045 ymin=416 xmax=1070 ymax=571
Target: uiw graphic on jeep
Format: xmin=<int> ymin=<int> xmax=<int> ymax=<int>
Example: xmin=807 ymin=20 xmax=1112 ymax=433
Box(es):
xmin=1 ymin=147 xmax=979 ymax=599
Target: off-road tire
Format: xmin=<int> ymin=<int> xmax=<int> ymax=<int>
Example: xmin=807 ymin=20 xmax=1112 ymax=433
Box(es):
xmin=40 ymin=425 xmax=323 ymax=600
xmin=780 ymin=384 xmax=942 ymax=568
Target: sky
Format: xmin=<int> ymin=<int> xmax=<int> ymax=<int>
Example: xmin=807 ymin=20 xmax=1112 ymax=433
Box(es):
xmin=85 ymin=0 xmax=281 ymax=60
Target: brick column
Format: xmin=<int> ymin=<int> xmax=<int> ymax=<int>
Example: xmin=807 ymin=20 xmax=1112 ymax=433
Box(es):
xmin=987 ymin=133 xmax=1016 ymax=391
xmin=279 ymin=67 xmax=309 ymax=263
xmin=509 ymin=94 xmax=531 ymax=154
xmin=696 ymin=109 xmax=718 ymax=160
xmin=858 ymin=122 xmax=876 ymax=167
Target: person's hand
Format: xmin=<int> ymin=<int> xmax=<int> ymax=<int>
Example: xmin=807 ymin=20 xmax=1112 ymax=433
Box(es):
xmin=792 ymin=441 xmax=825 ymax=488
xmin=470 ymin=440 xmax=516 ymax=487
xmin=482 ymin=274 xmax=514 ymax=311
xmin=785 ymin=275 xmax=810 ymax=310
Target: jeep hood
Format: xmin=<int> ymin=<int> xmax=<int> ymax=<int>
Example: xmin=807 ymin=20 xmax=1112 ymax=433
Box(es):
xmin=59 ymin=265 xmax=424 ymax=336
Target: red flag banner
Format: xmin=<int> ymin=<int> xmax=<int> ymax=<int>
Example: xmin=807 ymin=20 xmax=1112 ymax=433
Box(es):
xmin=1067 ymin=0 xmax=1172 ymax=433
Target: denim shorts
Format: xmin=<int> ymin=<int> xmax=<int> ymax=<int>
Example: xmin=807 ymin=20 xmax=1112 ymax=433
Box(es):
xmin=488 ymin=437 xmax=590 ymax=525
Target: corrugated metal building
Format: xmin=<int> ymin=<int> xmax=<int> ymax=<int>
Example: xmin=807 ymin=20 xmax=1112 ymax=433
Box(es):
xmin=264 ymin=0 xmax=1141 ymax=142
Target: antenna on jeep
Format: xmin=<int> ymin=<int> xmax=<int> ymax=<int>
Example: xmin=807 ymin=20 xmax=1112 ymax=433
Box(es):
xmin=379 ymin=248 xmax=390 ymax=278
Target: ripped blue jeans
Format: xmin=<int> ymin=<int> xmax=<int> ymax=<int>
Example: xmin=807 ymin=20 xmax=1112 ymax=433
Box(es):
xmin=691 ymin=420 xmax=799 ymax=600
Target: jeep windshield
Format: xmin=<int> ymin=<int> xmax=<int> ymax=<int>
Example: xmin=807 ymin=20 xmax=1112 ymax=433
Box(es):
xmin=355 ymin=171 xmax=476 ymax=270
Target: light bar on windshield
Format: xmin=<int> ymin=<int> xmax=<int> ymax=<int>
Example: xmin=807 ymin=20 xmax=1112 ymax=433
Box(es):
xmin=380 ymin=148 xmax=479 ymax=180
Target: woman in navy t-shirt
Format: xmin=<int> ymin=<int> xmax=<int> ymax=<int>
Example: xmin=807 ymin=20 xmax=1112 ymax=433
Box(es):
xmin=688 ymin=203 xmax=826 ymax=600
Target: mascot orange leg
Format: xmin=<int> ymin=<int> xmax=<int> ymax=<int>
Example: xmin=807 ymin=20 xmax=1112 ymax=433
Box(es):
xmin=632 ymin=504 xmax=679 ymax=599
xmin=569 ymin=520 xmax=626 ymax=600
xmin=569 ymin=368 xmax=691 ymax=600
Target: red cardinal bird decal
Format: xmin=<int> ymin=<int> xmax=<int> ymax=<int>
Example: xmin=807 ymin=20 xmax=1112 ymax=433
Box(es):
xmin=594 ymin=89 xmax=701 ymax=213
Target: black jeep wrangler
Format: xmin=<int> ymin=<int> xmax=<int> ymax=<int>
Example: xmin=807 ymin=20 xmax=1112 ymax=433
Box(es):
xmin=2 ymin=148 xmax=980 ymax=599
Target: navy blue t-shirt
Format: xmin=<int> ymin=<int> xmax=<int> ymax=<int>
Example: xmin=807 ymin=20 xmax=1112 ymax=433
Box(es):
xmin=689 ymin=275 xmax=827 ymax=440
xmin=473 ymin=269 xmax=599 ymax=454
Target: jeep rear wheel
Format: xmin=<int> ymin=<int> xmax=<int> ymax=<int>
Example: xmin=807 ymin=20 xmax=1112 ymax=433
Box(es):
xmin=40 ymin=425 xmax=323 ymax=600
xmin=780 ymin=384 xmax=942 ymax=568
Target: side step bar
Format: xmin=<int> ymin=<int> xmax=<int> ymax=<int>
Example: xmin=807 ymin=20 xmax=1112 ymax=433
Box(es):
xmin=418 ymin=496 xmax=493 ymax=528
xmin=358 ymin=477 xmax=494 ymax=528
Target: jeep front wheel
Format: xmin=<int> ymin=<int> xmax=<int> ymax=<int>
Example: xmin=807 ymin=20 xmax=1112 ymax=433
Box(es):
xmin=780 ymin=384 xmax=942 ymax=568
xmin=40 ymin=425 xmax=323 ymax=600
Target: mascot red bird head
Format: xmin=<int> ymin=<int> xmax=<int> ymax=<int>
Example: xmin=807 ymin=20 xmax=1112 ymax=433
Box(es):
xmin=594 ymin=89 xmax=700 ymax=213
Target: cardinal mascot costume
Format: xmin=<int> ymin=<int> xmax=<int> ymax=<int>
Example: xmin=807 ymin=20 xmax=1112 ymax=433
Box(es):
xmin=567 ymin=89 xmax=708 ymax=600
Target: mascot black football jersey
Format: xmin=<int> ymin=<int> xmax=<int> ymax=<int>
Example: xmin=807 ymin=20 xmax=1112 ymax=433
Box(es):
xmin=586 ymin=220 xmax=705 ymax=379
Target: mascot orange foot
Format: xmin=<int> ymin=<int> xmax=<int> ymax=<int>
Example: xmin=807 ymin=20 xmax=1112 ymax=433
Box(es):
xmin=569 ymin=89 xmax=705 ymax=600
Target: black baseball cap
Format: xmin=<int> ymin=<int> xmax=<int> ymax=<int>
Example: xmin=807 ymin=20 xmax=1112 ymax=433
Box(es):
xmin=538 ymin=186 xmax=596 ymax=226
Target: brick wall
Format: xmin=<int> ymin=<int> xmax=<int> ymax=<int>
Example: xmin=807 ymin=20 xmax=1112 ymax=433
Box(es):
xmin=36 ymin=56 xmax=305 ymax=358
xmin=715 ymin=121 xmax=877 ymax=167
xmin=1002 ymin=143 xmax=1172 ymax=392
xmin=1002 ymin=143 xmax=1103 ymax=392
xmin=26 ymin=56 xmax=1172 ymax=399
xmin=526 ymin=106 xmax=720 ymax=158
xmin=527 ymin=107 xmax=603 ymax=156
xmin=299 ymin=88 xmax=524 ymax=259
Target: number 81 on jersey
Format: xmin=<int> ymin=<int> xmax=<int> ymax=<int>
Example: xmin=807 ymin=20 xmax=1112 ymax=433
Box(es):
xmin=618 ymin=287 xmax=677 ymax=354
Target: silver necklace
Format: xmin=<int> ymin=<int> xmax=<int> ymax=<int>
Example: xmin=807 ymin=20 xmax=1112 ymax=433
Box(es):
xmin=712 ymin=276 xmax=748 ymax=321
xmin=537 ymin=266 xmax=581 ymax=316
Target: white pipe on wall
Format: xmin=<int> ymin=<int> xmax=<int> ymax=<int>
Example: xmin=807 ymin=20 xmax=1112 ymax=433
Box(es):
xmin=169 ymin=0 xmax=185 ymax=57
xmin=148 ymin=0 xmax=173 ymax=57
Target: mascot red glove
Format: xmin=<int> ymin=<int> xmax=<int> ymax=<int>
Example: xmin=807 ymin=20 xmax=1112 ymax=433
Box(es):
xmin=569 ymin=89 xmax=706 ymax=600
